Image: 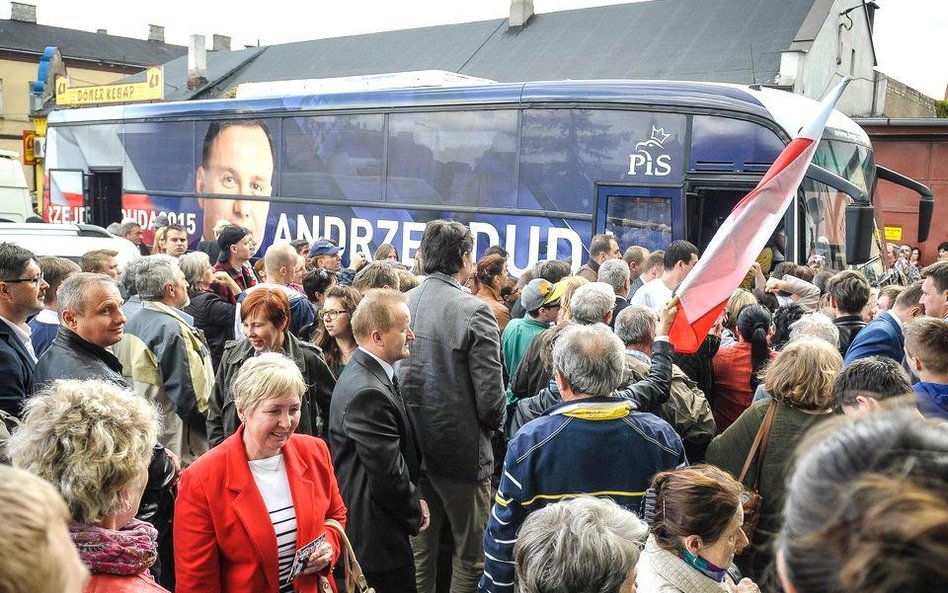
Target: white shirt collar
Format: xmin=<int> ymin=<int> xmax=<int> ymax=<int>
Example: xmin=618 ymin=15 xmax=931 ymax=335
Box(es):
xmin=0 ymin=316 xmax=37 ymax=362
xmin=625 ymin=348 xmax=651 ymax=364
xmin=358 ymin=346 xmax=394 ymax=381
xmin=887 ymin=310 xmax=904 ymax=332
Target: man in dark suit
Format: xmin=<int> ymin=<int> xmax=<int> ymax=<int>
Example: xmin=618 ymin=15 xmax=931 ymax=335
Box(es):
xmin=329 ymin=289 xmax=428 ymax=593
xmin=844 ymin=282 xmax=924 ymax=366
xmin=0 ymin=243 xmax=49 ymax=416
xmin=397 ymin=221 xmax=506 ymax=593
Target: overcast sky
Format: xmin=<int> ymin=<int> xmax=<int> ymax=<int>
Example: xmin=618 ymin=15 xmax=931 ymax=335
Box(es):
xmin=8 ymin=0 xmax=947 ymax=99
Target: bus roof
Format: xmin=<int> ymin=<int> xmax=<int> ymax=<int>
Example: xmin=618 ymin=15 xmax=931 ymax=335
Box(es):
xmin=47 ymin=78 xmax=867 ymax=145
xmin=47 ymin=79 xmax=771 ymax=120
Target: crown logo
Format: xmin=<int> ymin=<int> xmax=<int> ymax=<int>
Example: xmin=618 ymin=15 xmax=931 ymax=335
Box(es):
xmin=649 ymin=126 xmax=671 ymax=147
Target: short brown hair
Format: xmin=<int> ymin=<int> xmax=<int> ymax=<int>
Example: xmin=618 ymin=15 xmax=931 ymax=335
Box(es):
xmin=794 ymin=263 xmax=814 ymax=283
xmin=650 ymin=464 xmax=742 ymax=550
xmin=476 ymin=254 xmax=506 ymax=285
xmin=644 ymin=250 xmax=665 ymax=271
xmin=240 ymin=287 xmax=290 ymax=332
xmin=762 ymin=338 xmax=841 ymax=410
xmin=79 ymin=249 xmax=118 ymax=274
xmin=904 ymin=317 xmax=948 ymax=375
xmin=588 ymin=234 xmax=615 ymax=259
xmin=623 ymin=245 xmax=649 ymax=267
xmin=0 ymin=466 xmax=73 ymax=593
xmin=921 ymin=260 xmax=948 ymax=293
xmin=37 ymin=256 xmax=80 ymax=306
xmin=878 ymin=284 xmax=904 ymax=306
xmin=351 ymin=289 xmax=407 ymax=342
xmin=396 ymin=269 xmax=419 ymax=292
xmin=352 ymin=261 xmax=401 ymax=292
xmin=893 ymin=282 xmax=923 ymax=312
xmin=827 ymin=270 xmax=870 ymax=314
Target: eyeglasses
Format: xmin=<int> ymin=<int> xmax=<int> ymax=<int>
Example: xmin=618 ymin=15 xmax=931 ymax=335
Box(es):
xmin=1 ymin=273 xmax=44 ymax=286
xmin=321 ymin=309 xmax=348 ymax=321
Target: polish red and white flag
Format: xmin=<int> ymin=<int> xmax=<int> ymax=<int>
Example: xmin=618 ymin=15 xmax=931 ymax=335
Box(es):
xmin=668 ymin=78 xmax=850 ymax=353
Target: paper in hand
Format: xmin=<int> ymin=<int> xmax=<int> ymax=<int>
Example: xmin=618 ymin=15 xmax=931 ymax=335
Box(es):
xmin=285 ymin=533 xmax=327 ymax=583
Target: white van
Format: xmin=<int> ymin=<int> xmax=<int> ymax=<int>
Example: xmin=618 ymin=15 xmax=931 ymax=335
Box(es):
xmin=0 ymin=223 xmax=140 ymax=268
xmin=0 ymin=150 xmax=38 ymax=223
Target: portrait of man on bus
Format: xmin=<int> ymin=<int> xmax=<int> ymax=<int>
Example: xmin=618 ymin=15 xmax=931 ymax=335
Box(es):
xmin=196 ymin=120 xmax=274 ymax=244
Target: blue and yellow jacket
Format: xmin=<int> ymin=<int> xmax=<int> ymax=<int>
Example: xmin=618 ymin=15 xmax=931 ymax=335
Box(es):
xmin=479 ymin=397 xmax=686 ymax=593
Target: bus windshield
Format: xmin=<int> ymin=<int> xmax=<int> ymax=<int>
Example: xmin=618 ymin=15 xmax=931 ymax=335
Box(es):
xmin=803 ymin=137 xmax=877 ymax=271
xmin=812 ymin=137 xmax=875 ymax=194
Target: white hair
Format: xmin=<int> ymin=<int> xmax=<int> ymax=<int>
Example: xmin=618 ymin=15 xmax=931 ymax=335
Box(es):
xmin=570 ymin=282 xmax=617 ymax=325
xmin=515 ymin=496 xmax=648 ymax=593
xmin=552 ymin=323 xmax=625 ymax=396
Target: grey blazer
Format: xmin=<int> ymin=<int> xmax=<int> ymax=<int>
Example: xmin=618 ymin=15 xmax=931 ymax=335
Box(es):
xmin=396 ymin=272 xmax=506 ymax=482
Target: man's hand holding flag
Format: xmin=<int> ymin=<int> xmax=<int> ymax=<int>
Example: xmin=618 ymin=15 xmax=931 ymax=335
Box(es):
xmin=668 ymin=78 xmax=851 ymax=353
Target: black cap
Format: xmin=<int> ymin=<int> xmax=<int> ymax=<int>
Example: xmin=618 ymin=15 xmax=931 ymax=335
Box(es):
xmin=217 ymin=225 xmax=249 ymax=262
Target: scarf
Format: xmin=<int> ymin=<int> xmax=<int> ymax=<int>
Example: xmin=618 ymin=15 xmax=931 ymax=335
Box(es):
xmin=675 ymin=547 xmax=728 ymax=583
xmin=69 ymin=518 xmax=158 ymax=576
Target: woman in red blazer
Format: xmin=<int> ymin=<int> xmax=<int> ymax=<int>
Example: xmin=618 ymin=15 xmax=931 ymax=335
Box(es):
xmin=174 ymin=352 xmax=347 ymax=593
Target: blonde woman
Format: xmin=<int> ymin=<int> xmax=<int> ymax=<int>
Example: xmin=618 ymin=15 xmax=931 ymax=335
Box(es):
xmin=176 ymin=354 xmax=347 ymax=593
xmin=706 ymin=338 xmax=842 ymax=582
xmin=554 ymin=275 xmax=589 ymax=324
xmin=0 ymin=465 xmax=89 ymax=593
xmin=7 ymin=379 xmax=166 ymax=593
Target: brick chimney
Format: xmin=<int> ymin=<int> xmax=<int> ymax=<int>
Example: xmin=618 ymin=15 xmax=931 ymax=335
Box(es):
xmin=212 ymin=34 xmax=231 ymax=52
xmin=187 ymin=34 xmax=208 ymax=91
xmin=10 ymin=2 xmax=37 ymax=23
xmin=148 ymin=24 xmax=165 ymax=43
xmin=509 ymin=0 xmax=534 ymax=28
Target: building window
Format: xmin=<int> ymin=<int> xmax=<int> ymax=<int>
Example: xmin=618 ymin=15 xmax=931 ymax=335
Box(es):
xmin=850 ymin=49 xmax=856 ymax=77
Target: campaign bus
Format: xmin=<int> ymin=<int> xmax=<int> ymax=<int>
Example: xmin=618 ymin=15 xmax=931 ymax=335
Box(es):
xmin=43 ymin=79 xmax=933 ymax=276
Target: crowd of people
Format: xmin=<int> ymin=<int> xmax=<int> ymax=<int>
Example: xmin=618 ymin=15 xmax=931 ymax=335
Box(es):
xmin=0 ymin=220 xmax=946 ymax=593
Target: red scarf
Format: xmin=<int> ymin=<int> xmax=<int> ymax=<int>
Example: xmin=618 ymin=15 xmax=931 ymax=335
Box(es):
xmin=69 ymin=518 xmax=158 ymax=575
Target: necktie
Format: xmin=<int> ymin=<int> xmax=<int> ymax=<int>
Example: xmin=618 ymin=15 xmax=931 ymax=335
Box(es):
xmin=391 ymin=374 xmax=402 ymax=397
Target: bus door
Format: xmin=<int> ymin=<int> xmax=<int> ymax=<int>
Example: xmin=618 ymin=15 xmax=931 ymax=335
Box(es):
xmin=87 ymin=168 xmax=123 ymax=229
xmin=594 ymin=185 xmax=682 ymax=254
xmin=45 ymin=169 xmax=86 ymax=224
xmin=684 ymin=176 xmax=760 ymax=255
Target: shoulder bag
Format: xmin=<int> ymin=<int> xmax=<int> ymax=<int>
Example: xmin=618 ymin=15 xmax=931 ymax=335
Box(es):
xmin=318 ymin=519 xmax=376 ymax=593
xmin=735 ymin=400 xmax=777 ymax=554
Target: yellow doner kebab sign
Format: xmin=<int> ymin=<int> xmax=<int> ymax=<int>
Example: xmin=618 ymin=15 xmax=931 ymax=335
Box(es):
xmin=56 ymin=66 xmax=164 ymax=106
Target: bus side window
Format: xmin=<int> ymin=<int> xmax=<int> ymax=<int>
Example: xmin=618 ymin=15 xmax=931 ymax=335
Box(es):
xmin=602 ymin=192 xmax=672 ymax=253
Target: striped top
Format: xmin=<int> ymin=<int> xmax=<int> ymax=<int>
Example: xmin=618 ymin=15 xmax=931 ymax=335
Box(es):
xmin=248 ymin=454 xmax=298 ymax=593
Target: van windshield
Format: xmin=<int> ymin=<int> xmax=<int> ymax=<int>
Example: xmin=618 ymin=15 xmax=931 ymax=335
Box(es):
xmin=0 ymin=155 xmax=29 ymax=188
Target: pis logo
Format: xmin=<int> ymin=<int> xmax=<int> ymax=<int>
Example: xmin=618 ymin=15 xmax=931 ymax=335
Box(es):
xmin=628 ymin=126 xmax=673 ymax=176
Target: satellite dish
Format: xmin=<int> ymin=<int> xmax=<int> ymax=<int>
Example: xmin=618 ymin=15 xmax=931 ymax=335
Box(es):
xmin=31 ymin=47 xmax=65 ymax=111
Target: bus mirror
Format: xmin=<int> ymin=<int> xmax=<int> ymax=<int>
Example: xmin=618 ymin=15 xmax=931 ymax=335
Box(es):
xmin=918 ymin=197 xmax=933 ymax=243
xmin=845 ymin=203 xmax=875 ymax=265
xmin=876 ymin=165 xmax=934 ymax=244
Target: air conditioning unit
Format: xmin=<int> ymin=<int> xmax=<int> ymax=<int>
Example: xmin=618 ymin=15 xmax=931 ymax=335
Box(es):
xmin=33 ymin=137 xmax=45 ymax=159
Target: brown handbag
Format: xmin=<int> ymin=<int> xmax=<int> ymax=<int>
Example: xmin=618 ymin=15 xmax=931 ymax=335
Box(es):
xmin=318 ymin=519 xmax=376 ymax=593
xmin=735 ymin=400 xmax=777 ymax=554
